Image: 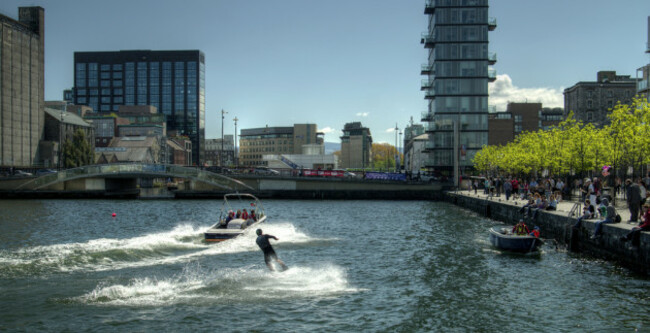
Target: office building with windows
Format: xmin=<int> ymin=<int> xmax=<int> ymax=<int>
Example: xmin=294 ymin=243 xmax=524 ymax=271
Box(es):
xmin=636 ymin=17 xmax=650 ymax=103
xmin=72 ymin=50 xmax=205 ymax=165
xmin=340 ymin=122 xmax=372 ymax=169
xmin=487 ymin=103 xmax=563 ymax=146
xmin=0 ymin=7 xmax=45 ymax=167
xmin=239 ymin=124 xmax=321 ymax=167
xmin=564 ymin=71 xmax=636 ymax=128
xmin=420 ymin=0 xmax=496 ymax=174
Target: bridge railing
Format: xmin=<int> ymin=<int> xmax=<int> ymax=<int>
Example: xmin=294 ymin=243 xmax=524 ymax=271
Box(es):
xmin=17 ymin=163 xmax=252 ymax=191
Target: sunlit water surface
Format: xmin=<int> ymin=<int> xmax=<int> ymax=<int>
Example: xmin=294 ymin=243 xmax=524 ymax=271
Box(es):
xmin=0 ymin=199 xmax=648 ymax=332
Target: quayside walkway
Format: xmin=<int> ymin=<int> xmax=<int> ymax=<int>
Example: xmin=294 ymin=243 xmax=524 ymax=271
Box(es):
xmin=446 ymin=189 xmax=650 ymax=274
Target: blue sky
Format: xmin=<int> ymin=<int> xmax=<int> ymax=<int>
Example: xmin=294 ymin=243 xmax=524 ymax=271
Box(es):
xmin=1 ymin=0 xmax=649 ymax=144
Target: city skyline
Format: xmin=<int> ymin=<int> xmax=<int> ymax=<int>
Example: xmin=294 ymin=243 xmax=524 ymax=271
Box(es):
xmin=1 ymin=0 xmax=648 ymax=144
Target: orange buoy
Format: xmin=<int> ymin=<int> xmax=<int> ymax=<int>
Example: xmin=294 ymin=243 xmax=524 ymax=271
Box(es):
xmin=112 ymin=213 xmax=116 ymax=218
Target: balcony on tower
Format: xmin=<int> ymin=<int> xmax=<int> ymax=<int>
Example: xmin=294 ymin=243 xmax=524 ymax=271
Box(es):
xmin=421 ymin=79 xmax=433 ymax=91
xmin=424 ymin=89 xmax=436 ymax=99
xmin=488 ymin=17 xmax=497 ymax=31
xmin=488 ymin=68 xmax=497 ymax=82
xmin=421 ymin=32 xmax=436 ymax=48
xmin=421 ymin=111 xmax=434 ymax=122
xmin=424 ymin=0 xmax=435 ymax=14
xmin=488 ymin=52 xmax=497 ymax=65
xmin=421 ymin=64 xmax=434 ymax=75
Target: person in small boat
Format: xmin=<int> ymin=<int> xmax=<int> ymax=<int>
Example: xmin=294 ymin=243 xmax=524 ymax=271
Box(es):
xmin=236 ymin=209 xmax=242 ymax=218
xmin=530 ymin=226 xmax=540 ymax=238
xmin=512 ymin=220 xmax=530 ymax=235
xmin=256 ymin=229 xmax=288 ymax=272
xmin=241 ymin=209 xmax=249 ymax=220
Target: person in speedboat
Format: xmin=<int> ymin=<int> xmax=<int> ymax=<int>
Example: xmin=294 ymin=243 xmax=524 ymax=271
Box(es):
xmin=222 ymin=210 xmax=235 ymax=227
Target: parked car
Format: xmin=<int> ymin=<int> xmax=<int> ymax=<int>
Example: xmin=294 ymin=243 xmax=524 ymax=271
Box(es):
xmin=333 ymin=169 xmax=357 ymax=178
xmin=206 ymin=166 xmax=232 ymax=174
xmin=35 ymin=169 xmax=57 ymax=176
xmin=13 ymin=170 xmax=33 ymax=177
xmin=254 ymin=167 xmax=280 ymax=176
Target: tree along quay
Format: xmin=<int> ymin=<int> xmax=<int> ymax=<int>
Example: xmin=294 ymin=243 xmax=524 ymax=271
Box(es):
xmin=446 ymin=191 xmax=650 ymax=275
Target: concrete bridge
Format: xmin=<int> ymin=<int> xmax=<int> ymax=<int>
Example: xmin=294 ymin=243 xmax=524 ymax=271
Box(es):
xmin=0 ymin=164 xmax=250 ymax=196
xmin=0 ymin=163 xmax=445 ymax=200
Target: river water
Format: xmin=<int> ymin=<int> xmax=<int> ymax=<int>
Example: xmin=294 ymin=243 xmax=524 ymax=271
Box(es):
xmin=0 ymin=199 xmax=648 ymax=332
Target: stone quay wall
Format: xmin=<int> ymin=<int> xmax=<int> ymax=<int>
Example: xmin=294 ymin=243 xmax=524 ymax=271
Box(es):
xmin=445 ymin=191 xmax=650 ymax=275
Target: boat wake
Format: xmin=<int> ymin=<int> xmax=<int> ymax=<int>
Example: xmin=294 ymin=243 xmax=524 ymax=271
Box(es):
xmin=0 ymin=222 xmax=323 ymax=277
xmin=71 ymin=262 xmax=359 ymax=306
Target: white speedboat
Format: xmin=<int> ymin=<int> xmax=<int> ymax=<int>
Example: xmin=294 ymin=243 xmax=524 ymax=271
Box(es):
xmin=204 ymin=193 xmax=266 ymax=242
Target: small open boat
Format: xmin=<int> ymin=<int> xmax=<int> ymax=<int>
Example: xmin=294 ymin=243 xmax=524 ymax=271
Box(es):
xmin=204 ymin=193 xmax=266 ymax=242
xmin=489 ymin=226 xmax=543 ymax=252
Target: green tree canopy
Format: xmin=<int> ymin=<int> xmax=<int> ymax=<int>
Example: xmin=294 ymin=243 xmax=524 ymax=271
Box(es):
xmin=63 ymin=129 xmax=93 ymax=168
xmin=472 ymin=98 xmax=650 ymax=178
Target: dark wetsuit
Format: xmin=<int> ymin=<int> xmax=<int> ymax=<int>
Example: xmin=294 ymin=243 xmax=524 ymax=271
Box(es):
xmin=256 ymin=234 xmax=278 ymax=265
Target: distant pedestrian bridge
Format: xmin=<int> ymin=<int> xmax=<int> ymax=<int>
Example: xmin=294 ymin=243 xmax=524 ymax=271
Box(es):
xmin=16 ymin=163 xmax=252 ymax=191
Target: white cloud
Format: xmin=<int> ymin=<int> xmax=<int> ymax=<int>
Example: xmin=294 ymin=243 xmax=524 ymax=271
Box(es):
xmin=356 ymin=112 xmax=369 ymax=117
xmin=318 ymin=126 xmax=336 ymax=134
xmin=385 ymin=127 xmax=397 ymax=133
xmin=488 ymin=74 xmax=563 ymax=111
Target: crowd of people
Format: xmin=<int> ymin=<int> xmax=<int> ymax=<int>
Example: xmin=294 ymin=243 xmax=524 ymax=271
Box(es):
xmin=471 ymin=176 xmax=571 ymax=203
xmin=470 ymin=174 xmax=650 ymax=245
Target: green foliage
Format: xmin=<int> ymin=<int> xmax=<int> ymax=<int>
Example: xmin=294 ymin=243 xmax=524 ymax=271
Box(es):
xmin=63 ymin=129 xmax=94 ymax=168
xmin=371 ymin=143 xmax=402 ymax=171
xmin=472 ymin=98 xmax=650 ymax=177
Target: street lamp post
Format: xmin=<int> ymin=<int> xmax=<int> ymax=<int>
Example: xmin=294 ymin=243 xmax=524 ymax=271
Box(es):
xmin=394 ymin=123 xmax=398 ymax=172
xmin=221 ymin=109 xmax=227 ymax=166
xmin=58 ymin=112 xmax=66 ymax=170
xmin=233 ymin=116 xmax=238 ymax=168
xmin=398 ymin=130 xmax=402 ymax=173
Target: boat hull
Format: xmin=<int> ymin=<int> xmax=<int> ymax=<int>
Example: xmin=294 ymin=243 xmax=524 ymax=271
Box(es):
xmin=204 ymin=216 xmax=265 ymax=242
xmin=489 ymin=227 xmax=542 ymax=252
